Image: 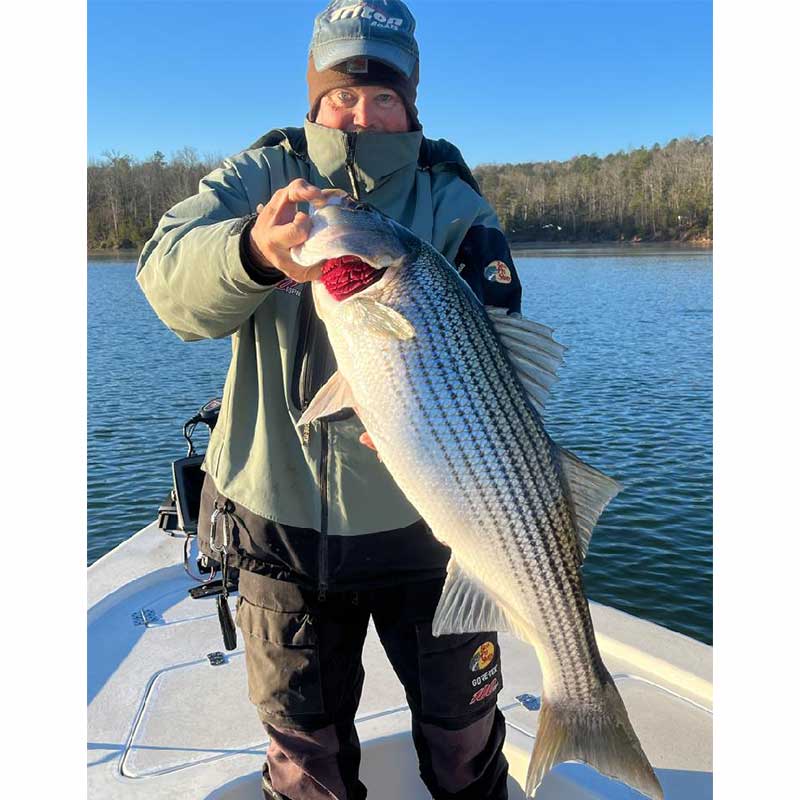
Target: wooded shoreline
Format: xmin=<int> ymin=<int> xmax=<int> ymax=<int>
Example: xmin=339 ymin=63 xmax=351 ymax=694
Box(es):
xmin=89 ymin=240 xmax=712 ymax=261
xmin=88 ymin=136 xmax=712 ymax=251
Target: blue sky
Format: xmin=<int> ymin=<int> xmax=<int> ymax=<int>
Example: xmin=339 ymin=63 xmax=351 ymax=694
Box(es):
xmin=88 ymin=0 xmax=712 ymax=167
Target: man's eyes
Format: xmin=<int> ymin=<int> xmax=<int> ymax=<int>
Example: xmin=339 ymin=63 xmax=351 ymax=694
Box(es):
xmin=330 ymin=91 xmax=399 ymax=107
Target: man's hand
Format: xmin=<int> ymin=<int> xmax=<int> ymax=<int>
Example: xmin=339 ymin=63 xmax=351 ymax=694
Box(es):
xmin=248 ymin=179 xmax=327 ymax=283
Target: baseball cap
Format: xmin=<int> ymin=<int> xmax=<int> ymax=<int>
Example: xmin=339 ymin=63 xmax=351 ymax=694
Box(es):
xmin=310 ymin=0 xmax=419 ymax=79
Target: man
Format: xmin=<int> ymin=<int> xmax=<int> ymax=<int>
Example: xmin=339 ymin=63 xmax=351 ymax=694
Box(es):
xmin=137 ymin=2 xmax=522 ymax=798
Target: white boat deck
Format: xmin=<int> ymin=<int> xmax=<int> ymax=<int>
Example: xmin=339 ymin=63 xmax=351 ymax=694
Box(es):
xmin=88 ymin=523 xmax=712 ymax=799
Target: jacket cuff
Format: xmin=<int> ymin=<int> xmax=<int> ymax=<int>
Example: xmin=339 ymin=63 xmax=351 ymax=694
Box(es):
xmin=239 ymin=216 xmax=286 ymax=286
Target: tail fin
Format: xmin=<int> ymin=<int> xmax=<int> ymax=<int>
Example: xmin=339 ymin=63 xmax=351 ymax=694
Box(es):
xmin=526 ymin=682 xmax=664 ymax=800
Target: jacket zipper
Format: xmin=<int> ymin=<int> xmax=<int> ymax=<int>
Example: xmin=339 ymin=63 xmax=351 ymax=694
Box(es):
xmin=318 ymin=423 xmax=329 ymax=601
xmin=293 ymin=286 xmax=333 ymax=599
xmin=345 ymin=132 xmax=361 ymax=200
xmin=303 ymin=313 xmax=331 ymax=600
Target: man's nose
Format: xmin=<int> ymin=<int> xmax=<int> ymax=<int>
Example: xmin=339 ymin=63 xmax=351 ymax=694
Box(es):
xmin=352 ymin=98 xmax=375 ymax=128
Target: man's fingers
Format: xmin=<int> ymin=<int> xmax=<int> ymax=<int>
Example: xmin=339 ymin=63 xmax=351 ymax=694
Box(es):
xmin=283 ymin=178 xmax=325 ymax=206
xmin=311 ymin=188 xmax=349 ymax=208
xmin=271 ymin=256 xmax=322 ymax=285
xmin=267 ymin=181 xmax=323 ymax=226
xmin=262 ymin=181 xmax=328 ymax=224
xmin=251 ymin=182 xmax=327 ymax=278
xmin=271 ymin=212 xmax=312 ymax=249
xmin=293 ymin=211 xmax=312 ymax=235
xmin=304 ymin=263 xmax=323 ymax=281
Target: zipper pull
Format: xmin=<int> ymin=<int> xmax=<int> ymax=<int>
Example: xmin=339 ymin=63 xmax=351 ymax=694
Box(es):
xmin=345 ymin=131 xmax=361 ymax=200
xmin=303 ymin=423 xmax=311 ymax=446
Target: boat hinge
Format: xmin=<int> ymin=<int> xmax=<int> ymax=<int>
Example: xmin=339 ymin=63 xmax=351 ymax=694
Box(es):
xmin=131 ymin=608 xmax=160 ymax=627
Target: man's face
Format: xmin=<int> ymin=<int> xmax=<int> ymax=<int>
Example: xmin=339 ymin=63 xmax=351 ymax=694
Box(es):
xmin=316 ymin=85 xmax=410 ymax=133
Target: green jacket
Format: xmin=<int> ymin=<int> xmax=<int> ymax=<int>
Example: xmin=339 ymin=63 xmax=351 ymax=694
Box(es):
xmin=137 ymin=120 xmax=521 ymax=588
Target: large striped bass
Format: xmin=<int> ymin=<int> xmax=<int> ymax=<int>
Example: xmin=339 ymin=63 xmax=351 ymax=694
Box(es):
xmin=292 ymin=193 xmax=663 ymax=800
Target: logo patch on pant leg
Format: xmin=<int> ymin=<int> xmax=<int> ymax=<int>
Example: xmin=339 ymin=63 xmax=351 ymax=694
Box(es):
xmin=469 ymin=641 xmax=495 ymax=672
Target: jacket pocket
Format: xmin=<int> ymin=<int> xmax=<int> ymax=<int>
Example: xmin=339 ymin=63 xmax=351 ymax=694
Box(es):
xmin=236 ymin=595 xmax=324 ymax=719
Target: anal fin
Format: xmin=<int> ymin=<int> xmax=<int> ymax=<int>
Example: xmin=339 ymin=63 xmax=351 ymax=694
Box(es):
xmin=432 ymin=559 xmax=530 ymax=641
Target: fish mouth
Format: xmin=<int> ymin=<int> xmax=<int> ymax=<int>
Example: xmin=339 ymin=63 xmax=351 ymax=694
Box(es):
xmin=291 ymin=196 xmax=409 ymax=275
xmin=321 ymin=255 xmax=387 ymax=301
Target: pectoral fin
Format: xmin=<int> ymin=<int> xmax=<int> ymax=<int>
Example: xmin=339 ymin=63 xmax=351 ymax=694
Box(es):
xmin=297 ymin=371 xmax=356 ymax=427
xmin=341 ymin=297 xmax=415 ymax=340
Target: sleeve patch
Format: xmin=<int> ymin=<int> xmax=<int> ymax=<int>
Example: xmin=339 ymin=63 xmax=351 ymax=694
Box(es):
xmin=484 ymin=260 xmax=513 ymax=284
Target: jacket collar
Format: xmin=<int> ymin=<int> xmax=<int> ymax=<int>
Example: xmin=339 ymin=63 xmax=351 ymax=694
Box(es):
xmin=304 ymin=118 xmax=422 ymax=196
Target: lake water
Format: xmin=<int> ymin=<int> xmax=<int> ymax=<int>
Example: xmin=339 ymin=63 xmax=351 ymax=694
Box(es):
xmin=88 ymin=247 xmax=712 ymax=644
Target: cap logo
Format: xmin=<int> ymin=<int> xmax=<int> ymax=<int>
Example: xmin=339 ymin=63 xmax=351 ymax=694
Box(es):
xmin=328 ymin=3 xmax=404 ymax=29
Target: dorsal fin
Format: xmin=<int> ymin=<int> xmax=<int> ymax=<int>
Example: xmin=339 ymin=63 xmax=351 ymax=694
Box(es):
xmin=556 ymin=446 xmax=623 ymax=561
xmin=485 ymin=307 xmax=621 ymax=561
xmin=485 ymin=306 xmax=567 ymax=415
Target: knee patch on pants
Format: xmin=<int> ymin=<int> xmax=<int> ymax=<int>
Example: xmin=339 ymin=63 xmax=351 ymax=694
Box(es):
xmin=415 ymin=708 xmax=508 ymax=797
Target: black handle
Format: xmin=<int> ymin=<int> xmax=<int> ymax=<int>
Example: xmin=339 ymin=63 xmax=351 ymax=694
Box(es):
xmin=216 ymin=594 xmax=237 ymax=651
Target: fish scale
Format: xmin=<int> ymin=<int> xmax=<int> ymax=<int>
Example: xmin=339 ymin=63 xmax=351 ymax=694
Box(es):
xmin=293 ymin=197 xmax=664 ymax=799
